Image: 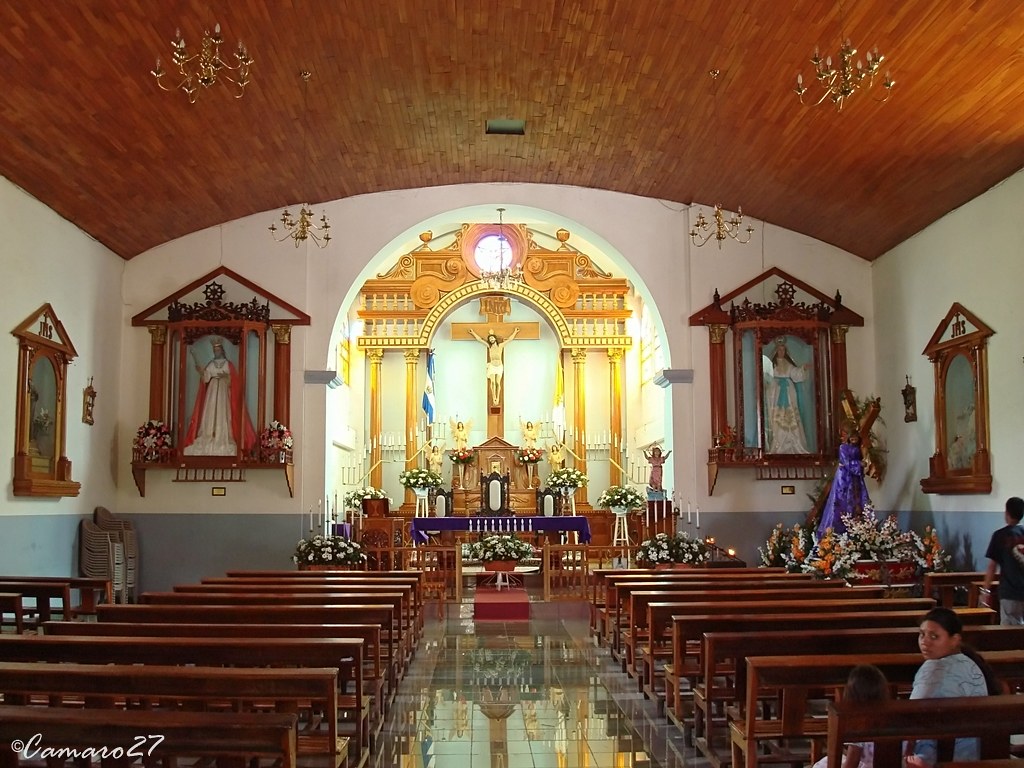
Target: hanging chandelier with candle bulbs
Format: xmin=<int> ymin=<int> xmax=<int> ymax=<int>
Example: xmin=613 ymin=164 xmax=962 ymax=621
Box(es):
xmin=151 ymin=23 xmax=253 ymax=103
xmin=268 ymin=71 xmax=331 ymax=249
xmin=477 ymin=208 xmax=523 ymax=288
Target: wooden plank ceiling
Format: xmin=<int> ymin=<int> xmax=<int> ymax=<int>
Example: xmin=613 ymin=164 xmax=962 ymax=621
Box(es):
xmin=1 ymin=1 xmax=1022 ymax=261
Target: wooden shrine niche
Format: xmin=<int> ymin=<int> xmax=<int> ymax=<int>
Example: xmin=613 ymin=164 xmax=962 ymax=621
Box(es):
xmin=129 ymin=267 xmax=311 ymax=497
xmin=11 ymin=304 xmax=81 ymax=497
xmin=689 ymin=268 xmax=864 ymax=494
xmin=920 ymin=303 xmax=993 ymax=495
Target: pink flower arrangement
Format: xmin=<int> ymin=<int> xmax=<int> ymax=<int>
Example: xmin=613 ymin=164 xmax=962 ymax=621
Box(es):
xmin=516 ymin=447 xmax=545 ymax=464
xmin=133 ymin=419 xmax=173 ymax=462
xmin=260 ymin=420 xmax=294 ymax=451
xmin=448 ymin=448 xmax=475 ymax=465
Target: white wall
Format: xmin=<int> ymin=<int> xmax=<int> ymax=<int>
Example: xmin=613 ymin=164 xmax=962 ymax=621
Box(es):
xmin=0 ymin=178 xmax=124 ymax=574
xmin=872 ymin=168 xmax=1024 ymax=568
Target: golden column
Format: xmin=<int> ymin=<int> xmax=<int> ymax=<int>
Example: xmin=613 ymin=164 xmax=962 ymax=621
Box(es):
xmin=146 ymin=325 xmax=167 ymax=421
xmin=607 ymin=347 xmax=625 ymax=486
xmin=571 ymin=347 xmax=588 ymax=502
xmin=404 ymin=349 xmax=421 ymax=507
xmin=367 ymin=348 xmax=384 ymax=489
xmin=270 ymin=324 xmax=292 ymax=426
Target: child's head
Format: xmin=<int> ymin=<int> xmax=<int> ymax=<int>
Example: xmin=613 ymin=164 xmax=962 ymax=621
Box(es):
xmin=844 ymin=664 xmax=889 ymax=703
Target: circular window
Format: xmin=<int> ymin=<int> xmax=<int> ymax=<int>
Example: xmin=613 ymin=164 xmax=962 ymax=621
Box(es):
xmin=474 ymin=234 xmax=514 ymax=273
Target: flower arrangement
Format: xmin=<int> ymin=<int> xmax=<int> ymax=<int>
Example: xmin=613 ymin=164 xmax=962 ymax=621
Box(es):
xmin=398 ymin=468 xmax=444 ymax=490
xmin=470 ymin=534 xmax=535 ymax=563
xmin=839 ymin=506 xmax=913 ymax=562
xmin=635 ymin=532 xmax=710 ymax=567
xmin=714 ymin=424 xmax=737 ymax=448
xmin=343 ymin=487 xmax=390 ymax=510
xmin=260 ymin=420 xmax=294 ymax=451
xmin=134 ymin=419 xmax=173 ymax=462
xmin=293 ymin=534 xmax=366 ymax=566
xmin=596 ymin=485 xmax=647 ymax=510
xmin=759 ymin=522 xmax=815 ymax=573
xmin=546 ymin=467 xmax=589 ymax=490
xmin=516 ymin=447 xmax=545 ymax=464
xmin=802 ymin=527 xmax=858 ymax=581
xmin=448 ymin=448 xmax=475 ymax=465
xmin=909 ymin=525 xmax=951 ymax=573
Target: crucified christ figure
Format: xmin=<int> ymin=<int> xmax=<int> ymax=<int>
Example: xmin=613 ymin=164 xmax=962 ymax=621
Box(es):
xmin=468 ymin=327 xmax=520 ymax=404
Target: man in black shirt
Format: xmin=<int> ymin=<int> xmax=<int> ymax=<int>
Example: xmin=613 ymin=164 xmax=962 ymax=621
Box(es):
xmin=982 ymin=496 xmax=1024 ymax=624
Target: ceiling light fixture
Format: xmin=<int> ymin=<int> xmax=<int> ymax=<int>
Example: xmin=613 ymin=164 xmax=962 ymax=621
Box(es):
xmin=794 ymin=1 xmax=895 ymax=111
xmin=269 ymin=71 xmax=331 ymax=249
xmin=151 ymin=23 xmax=253 ymax=103
xmin=689 ymin=70 xmax=754 ymax=250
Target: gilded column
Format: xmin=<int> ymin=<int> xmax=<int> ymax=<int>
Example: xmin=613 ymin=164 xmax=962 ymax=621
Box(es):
xmin=708 ymin=324 xmax=728 ymax=441
xmin=607 ymin=347 xmax=624 ymax=486
xmin=571 ymin=347 xmax=588 ymax=501
xmin=829 ymin=324 xmax=849 ymax=435
xmin=147 ymin=326 xmax=167 ymax=421
xmin=367 ymin=349 xmax=384 ymax=489
xmin=404 ymin=349 xmax=421 ymax=507
xmin=271 ymin=324 xmax=292 ymax=426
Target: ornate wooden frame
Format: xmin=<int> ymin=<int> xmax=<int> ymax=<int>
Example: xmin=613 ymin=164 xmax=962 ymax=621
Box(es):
xmin=689 ymin=268 xmax=864 ymax=494
xmin=920 ymin=302 xmax=993 ymax=495
xmin=129 ymin=267 xmax=310 ymax=497
xmin=11 ymin=304 xmax=80 ymax=497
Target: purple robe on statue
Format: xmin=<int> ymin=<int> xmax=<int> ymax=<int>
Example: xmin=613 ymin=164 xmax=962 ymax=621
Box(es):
xmin=816 ymin=441 xmax=871 ymax=537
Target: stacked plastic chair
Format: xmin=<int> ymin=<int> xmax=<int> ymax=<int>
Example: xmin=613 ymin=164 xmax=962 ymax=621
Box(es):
xmin=80 ymin=507 xmax=138 ymax=603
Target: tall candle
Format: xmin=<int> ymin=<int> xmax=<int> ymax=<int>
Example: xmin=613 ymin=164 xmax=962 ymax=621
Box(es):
xmin=695 ymin=504 xmax=701 ymax=529
xmin=687 ymin=502 xmax=692 ymax=524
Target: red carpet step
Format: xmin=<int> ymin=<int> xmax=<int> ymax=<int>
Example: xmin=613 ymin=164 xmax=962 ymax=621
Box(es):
xmin=473 ymin=586 xmax=530 ymax=621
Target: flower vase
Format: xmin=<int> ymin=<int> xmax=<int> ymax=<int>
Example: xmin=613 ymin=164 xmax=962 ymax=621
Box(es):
xmin=526 ymin=462 xmax=534 ymax=488
xmin=483 ymin=560 xmax=518 ymax=572
xmin=458 ymin=463 xmax=466 ymax=489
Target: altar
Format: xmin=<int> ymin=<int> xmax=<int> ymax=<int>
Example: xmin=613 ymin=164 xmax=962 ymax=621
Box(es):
xmin=411 ymin=515 xmax=592 ymax=544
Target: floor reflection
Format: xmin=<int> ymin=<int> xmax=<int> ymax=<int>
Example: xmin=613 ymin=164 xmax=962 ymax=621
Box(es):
xmin=373 ymin=599 xmax=704 ymax=768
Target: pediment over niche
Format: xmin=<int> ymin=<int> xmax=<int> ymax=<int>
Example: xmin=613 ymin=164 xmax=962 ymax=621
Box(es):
xmin=130 ymin=267 xmax=311 ymax=327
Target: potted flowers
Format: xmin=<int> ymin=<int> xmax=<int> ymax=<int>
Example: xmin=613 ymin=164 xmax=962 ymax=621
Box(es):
xmin=343 ymin=487 xmax=391 ymax=517
xmin=472 ymin=534 xmax=535 ymax=571
xmin=293 ymin=534 xmax=366 ymax=570
xmin=635 ymin=532 xmax=710 ymax=568
xmin=398 ymin=468 xmax=444 ymax=491
xmin=133 ymin=419 xmax=173 ymax=463
xmin=260 ymin=420 xmax=293 ymax=463
xmin=546 ymin=467 xmax=588 ymax=491
xmin=596 ymin=485 xmax=647 ymax=513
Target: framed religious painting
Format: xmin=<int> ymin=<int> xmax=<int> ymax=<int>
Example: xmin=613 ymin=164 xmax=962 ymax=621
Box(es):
xmin=920 ymin=303 xmax=993 ymax=494
xmin=11 ymin=304 xmax=81 ymax=496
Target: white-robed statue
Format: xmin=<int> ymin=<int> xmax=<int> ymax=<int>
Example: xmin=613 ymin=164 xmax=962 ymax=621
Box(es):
xmin=763 ymin=337 xmax=811 ymax=454
xmin=184 ymin=338 xmax=256 ymax=456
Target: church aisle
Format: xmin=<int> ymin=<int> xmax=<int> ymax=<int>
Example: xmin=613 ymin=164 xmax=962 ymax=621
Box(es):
xmin=371 ymin=592 xmax=707 ymax=768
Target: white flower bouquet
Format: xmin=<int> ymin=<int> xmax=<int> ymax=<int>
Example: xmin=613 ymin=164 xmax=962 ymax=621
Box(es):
xmin=342 ymin=487 xmax=390 ymax=510
xmin=635 ymin=532 xmax=709 ymax=567
xmin=472 ymin=534 xmax=535 ymax=562
xmin=398 ymin=468 xmax=444 ymax=489
xmin=546 ymin=467 xmax=588 ymax=490
xmin=293 ymin=534 xmax=366 ymax=565
xmin=596 ymin=485 xmax=646 ymax=510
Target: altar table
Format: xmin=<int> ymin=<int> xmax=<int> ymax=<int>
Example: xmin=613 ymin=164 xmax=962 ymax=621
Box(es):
xmin=411 ymin=516 xmax=591 ymax=544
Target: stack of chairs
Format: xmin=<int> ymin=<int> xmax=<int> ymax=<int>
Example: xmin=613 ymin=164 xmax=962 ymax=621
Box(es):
xmin=79 ymin=507 xmax=138 ymax=603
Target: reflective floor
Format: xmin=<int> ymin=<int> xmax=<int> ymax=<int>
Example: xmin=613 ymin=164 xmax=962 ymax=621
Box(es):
xmin=373 ymin=586 xmax=708 ymax=768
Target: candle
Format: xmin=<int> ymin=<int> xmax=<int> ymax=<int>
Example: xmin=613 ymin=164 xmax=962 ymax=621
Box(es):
xmin=687 ymin=502 xmax=692 ymax=524
xmin=696 ymin=504 xmax=701 ymax=529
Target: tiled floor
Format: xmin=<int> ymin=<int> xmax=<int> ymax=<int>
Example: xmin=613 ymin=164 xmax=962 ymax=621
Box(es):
xmin=373 ymin=583 xmax=708 ymax=768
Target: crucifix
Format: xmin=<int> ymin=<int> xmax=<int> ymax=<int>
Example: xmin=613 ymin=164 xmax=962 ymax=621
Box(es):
xmin=451 ymin=296 xmax=539 ymax=439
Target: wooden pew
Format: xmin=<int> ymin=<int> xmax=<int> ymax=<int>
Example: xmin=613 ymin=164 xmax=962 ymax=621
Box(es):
xmin=0 ymin=661 xmax=344 ymax=767
xmin=0 ymin=705 xmax=298 ymax=768
xmin=663 ymin=608 xmax=995 ymax=730
xmin=827 ymin=693 xmax=1024 ymax=768
xmin=0 ymin=633 xmax=370 ymax=766
xmin=623 ymin=590 xmax=917 ymax=682
xmin=186 ymin=578 xmax=423 ymax=645
xmin=44 ymin=619 xmax=391 ymax=730
xmin=923 ymin=570 xmax=986 ymax=607
xmin=0 ymin=581 xmax=70 ymax=626
xmin=718 ymin=626 xmax=1024 ymax=767
xmin=0 ymin=593 xmax=23 ymax=633
xmin=135 ymin=593 xmax=411 ymax=671
xmin=96 ymin=603 xmax=398 ymax=710
xmin=0 ymin=576 xmax=111 ymax=618
xmin=625 ymin=585 xmax=885 ymax=683
xmin=596 ymin=569 xmax=809 ymax=647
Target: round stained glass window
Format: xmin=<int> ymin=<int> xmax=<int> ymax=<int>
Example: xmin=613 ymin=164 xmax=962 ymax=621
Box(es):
xmin=474 ymin=234 xmax=513 ymax=273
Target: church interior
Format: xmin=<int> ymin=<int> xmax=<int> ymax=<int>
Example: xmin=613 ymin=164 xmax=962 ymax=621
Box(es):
xmin=2 ymin=2 xmax=1024 ymax=766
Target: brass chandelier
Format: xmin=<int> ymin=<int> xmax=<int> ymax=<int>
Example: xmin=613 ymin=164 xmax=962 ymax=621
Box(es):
xmin=269 ymin=71 xmax=332 ymax=249
xmin=794 ymin=1 xmax=895 ymax=111
xmin=689 ymin=70 xmax=754 ymax=250
xmin=151 ymin=23 xmax=253 ymax=103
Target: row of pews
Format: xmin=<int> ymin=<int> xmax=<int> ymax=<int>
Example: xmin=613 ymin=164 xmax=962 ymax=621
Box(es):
xmin=0 ymin=568 xmax=424 ymax=768
xmin=590 ymin=566 xmax=1024 ymax=768
xmin=0 ymin=575 xmax=113 ymax=631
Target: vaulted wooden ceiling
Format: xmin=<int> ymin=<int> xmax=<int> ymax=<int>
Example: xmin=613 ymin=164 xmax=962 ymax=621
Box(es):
xmin=2 ymin=1 xmax=1023 ymax=261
